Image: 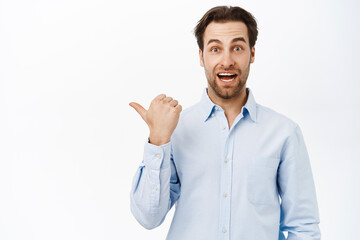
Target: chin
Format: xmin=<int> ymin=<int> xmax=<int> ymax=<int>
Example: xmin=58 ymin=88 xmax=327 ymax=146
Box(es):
xmin=218 ymin=84 xmax=245 ymax=99
xmin=215 ymin=89 xmax=238 ymax=99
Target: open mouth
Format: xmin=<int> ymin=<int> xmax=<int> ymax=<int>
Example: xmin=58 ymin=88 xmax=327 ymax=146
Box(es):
xmin=217 ymin=72 xmax=237 ymax=82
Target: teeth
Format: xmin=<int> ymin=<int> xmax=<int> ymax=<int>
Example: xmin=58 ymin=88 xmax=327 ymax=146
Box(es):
xmin=218 ymin=73 xmax=235 ymax=76
xmin=218 ymin=72 xmax=236 ymax=82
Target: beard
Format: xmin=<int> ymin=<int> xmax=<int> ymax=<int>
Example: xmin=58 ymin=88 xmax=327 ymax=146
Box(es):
xmin=205 ymin=63 xmax=250 ymax=100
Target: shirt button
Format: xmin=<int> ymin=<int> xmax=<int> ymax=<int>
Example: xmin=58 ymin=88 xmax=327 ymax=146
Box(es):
xmin=215 ymin=106 xmax=219 ymax=110
xmin=224 ymin=158 xmax=229 ymax=163
xmin=156 ymin=154 xmax=161 ymax=159
xmin=223 ymin=192 xmax=228 ymax=197
xmin=222 ymin=227 xmax=227 ymax=233
xmin=221 ymin=125 xmax=226 ymax=130
xmin=154 ymin=186 xmax=158 ymax=191
xmin=211 ymin=113 xmax=215 ymax=117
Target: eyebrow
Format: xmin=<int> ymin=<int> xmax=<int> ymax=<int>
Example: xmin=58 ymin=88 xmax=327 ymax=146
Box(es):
xmin=232 ymin=37 xmax=246 ymax=43
xmin=207 ymin=37 xmax=247 ymax=45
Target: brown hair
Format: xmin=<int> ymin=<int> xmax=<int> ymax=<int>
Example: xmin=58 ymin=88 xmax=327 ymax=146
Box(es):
xmin=194 ymin=6 xmax=258 ymax=51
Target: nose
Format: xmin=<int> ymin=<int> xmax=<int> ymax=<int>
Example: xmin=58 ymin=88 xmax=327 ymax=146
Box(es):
xmin=220 ymin=50 xmax=235 ymax=69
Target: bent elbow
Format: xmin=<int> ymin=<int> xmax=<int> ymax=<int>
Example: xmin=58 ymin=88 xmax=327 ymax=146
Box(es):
xmin=130 ymin=198 xmax=167 ymax=230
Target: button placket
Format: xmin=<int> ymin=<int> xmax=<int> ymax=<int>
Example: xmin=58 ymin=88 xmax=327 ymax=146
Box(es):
xmin=217 ymin=111 xmax=233 ymax=239
xmin=213 ymin=110 xmax=230 ymax=239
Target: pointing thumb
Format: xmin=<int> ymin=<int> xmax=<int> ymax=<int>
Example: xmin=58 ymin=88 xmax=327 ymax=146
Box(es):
xmin=129 ymin=102 xmax=147 ymax=121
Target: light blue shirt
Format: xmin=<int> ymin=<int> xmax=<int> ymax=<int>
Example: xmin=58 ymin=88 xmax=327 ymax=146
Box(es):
xmin=130 ymin=88 xmax=320 ymax=240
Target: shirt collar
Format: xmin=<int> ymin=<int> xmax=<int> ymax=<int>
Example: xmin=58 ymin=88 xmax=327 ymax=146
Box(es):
xmin=199 ymin=87 xmax=257 ymax=123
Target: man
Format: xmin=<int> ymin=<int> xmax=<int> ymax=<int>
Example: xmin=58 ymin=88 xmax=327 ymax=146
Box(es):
xmin=129 ymin=6 xmax=320 ymax=240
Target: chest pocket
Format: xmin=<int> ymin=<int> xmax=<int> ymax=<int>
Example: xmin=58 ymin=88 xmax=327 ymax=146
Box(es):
xmin=247 ymin=157 xmax=279 ymax=205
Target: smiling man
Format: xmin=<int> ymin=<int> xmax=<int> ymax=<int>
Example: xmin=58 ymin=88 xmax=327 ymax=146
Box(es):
xmin=129 ymin=6 xmax=320 ymax=240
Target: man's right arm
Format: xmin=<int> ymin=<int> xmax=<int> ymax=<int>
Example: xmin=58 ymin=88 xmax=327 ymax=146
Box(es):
xmin=129 ymin=94 xmax=182 ymax=229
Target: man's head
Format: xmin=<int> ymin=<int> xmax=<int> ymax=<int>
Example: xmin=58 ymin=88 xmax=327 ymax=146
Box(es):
xmin=194 ymin=6 xmax=258 ymax=100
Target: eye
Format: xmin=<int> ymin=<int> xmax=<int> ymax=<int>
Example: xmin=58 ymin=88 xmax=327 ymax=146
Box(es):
xmin=211 ymin=47 xmax=219 ymax=53
xmin=234 ymin=46 xmax=242 ymax=51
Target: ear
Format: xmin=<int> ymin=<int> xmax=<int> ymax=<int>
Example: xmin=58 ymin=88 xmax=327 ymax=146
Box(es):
xmin=250 ymin=46 xmax=255 ymax=63
xmin=199 ymin=49 xmax=204 ymax=67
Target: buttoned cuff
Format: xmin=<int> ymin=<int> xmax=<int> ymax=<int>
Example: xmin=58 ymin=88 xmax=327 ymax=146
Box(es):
xmin=143 ymin=141 xmax=171 ymax=170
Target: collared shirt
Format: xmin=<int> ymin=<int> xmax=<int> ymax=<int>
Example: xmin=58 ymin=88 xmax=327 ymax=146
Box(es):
xmin=130 ymin=88 xmax=320 ymax=240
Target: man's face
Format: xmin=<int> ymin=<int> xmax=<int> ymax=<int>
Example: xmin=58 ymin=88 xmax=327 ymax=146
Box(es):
xmin=199 ymin=21 xmax=255 ymax=100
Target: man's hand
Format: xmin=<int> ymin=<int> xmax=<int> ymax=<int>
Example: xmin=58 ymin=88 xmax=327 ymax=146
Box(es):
xmin=129 ymin=94 xmax=182 ymax=146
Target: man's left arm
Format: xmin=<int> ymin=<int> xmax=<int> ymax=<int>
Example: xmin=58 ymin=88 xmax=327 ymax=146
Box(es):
xmin=277 ymin=124 xmax=321 ymax=239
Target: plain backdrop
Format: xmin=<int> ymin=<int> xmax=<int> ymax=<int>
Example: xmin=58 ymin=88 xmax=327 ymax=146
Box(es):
xmin=1 ymin=0 xmax=359 ymax=239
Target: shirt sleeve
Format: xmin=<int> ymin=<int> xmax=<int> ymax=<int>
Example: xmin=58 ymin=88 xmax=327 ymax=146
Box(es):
xmin=278 ymin=125 xmax=321 ymax=239
xmin=130 ymin=140 xmax=181 ymax=230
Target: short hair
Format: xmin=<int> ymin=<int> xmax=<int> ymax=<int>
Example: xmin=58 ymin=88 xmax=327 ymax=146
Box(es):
xmin=194 ymin=6 xmax=258 ymax=51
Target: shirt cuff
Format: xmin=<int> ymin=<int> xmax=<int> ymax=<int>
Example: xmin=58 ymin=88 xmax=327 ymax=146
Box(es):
xmin=143 ymin=140 xmax=171 ymax=170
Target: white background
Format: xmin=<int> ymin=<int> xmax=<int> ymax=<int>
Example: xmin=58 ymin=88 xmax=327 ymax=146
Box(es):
xmin=1 ymin=0 xmax=359 ymax=239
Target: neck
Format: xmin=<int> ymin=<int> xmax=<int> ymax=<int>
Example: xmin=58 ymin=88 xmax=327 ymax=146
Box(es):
xmin=207 ymin=87 xmax=248 ymax=128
